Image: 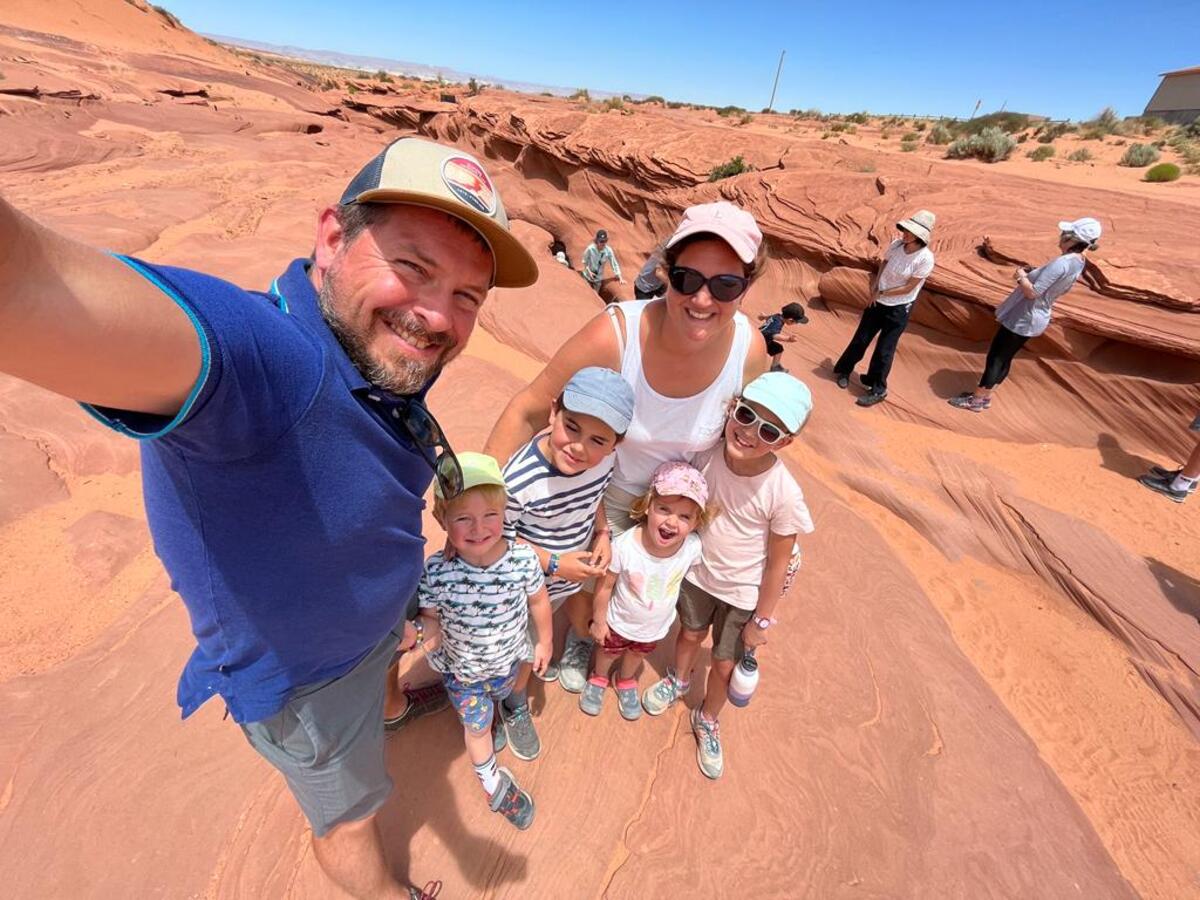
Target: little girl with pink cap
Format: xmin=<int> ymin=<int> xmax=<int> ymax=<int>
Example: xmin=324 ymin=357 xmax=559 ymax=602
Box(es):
xmin=579 ymin=461 xmax=712 ymax=721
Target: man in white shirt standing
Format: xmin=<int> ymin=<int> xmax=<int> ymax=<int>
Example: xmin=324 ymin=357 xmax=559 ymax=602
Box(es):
xmin=833 ymin=209 xmax=936 ymax=407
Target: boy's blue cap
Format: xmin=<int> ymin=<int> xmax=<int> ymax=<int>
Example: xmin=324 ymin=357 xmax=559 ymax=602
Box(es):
xmin=562 ymin=367 xmax=634 ymax=434
xmin=742 ymin=372 xmax=813 ymax=433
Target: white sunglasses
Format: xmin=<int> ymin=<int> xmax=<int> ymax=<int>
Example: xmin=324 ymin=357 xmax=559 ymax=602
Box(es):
xmin=731 ymin=401 xmax=790 ymax=445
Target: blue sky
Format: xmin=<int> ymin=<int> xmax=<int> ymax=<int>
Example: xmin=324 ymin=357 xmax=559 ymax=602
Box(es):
xmin=161 ymin=0 xmax=1199 ymax=121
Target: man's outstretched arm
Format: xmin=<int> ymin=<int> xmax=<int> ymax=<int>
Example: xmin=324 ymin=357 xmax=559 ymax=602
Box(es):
xmin=0 ymin=195 xmax=201 ymax=415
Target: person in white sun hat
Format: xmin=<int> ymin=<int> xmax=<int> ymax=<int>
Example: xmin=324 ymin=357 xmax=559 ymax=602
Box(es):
xmin=951 ymin=216 xmax=1102 ymax=413
xmin=833 ymin=209 xmax=937 ymax=408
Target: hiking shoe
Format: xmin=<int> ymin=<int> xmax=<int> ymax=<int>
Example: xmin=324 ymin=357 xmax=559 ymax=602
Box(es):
xmin=949 ymin=394 xmax=990 ymax=413
xmin=492 ymin=715 xmax=507 ymax=754
xmin=500 ymin=702 xmax=541 ymax=760
xmin=696 ymin=710 xmax=720 ymax=782
xmin=408 ymin=881 xmax=443 ymax=899
xmin=856 ymin=391 xmax=887 ymax=408
xmin=835 ymin=374 xmax=849 ymax=389
xmin=690 ymin=708 xmax=724 ymax=780
xmin=488 ymin=767 xmax=535 ymax=830
xmin=558 ymin=635 xmax=594 ymax=694
xmin=1138 ymin=472 xmax=1190 ymax=503
xmin=535 ymin=659 xmax=561 ymax=682
xmin=612 ymin=674 xmax=642 ymax=721
xmin=579 ymin=676 xmax=606 ymax=716
xmin=858 ymin=373 xmax=876 ymax=390
xmin=642 ymin=670 xmax=686 ymax=716
xmin=385 ymin=682 xmax=450 ymax=733
xmin=1149 ymin=465 xmax=1197 ymax=492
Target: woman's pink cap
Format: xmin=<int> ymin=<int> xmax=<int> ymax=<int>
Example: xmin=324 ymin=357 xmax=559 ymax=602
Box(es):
xmin=651 ymin=460 xmax=709 ymax=508
xmin=665 ymin=201 xmax=763 ymax=264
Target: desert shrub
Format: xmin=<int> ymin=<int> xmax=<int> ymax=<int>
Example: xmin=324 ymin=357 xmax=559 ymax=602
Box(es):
xmin=821 ymin=131 xmax=832 ymax=139
xmin=737 ymin=113 xmax=753 ymax=126
xmin=914 ymin=121 xmax=927 ymax=131
xmin=1082 ymin=106 xmax=1122 ymax=136
xmin=945 ymin=126 xmax=1016 ymax=162
xmin=1037 ymin=122 xmax=1074 ymax=143
xmin=1119 ymin=143 xmax=1159 ymax=167
xmin=902 ymin=131 xmax=919 ymax=142
xmin=959 ymin=111 xmax=1032 ymax=135
xmin=603 ymin=96 xmax=625 ymax=111
xmin=829 ymin=122 xmax=849 ymax=133
xmin=152 ymin=5 xmax=182 ymax=28
xmin=900 ymin=140 xmax=918 ymax=152
xmin=1144 ymin=162 xmax=1181 ymax=182
xmin=1134 ymin=116 xmax=1166 ymax=135
xmin=926 ymin=121 xmax=954 ymax=145
xmin=1027 ymin=145 xmax=1056 ymax=161
xmin=790 ymin=107 xmax=823 ymax=118
xmin=880 ymin=129 xmax=891 ymax=139
xmin=1067 ymin=148 xmax=1093 ymax=162
xmin=845 ymin=111 xmax=869 ymax=124
xmin=666 ymin=100 xmax=686 ymax=109
xmin=644 ymin=95 xmax=665 ymax=104
xmin=1017 ymin=132 xmax=1030 ymax=143
xmin=856 ymin=163 xmax=876 ymax=173
xmin=709 ymin=155 xmax=751 ymax=181
xmin=716 ymin=105 xmax=746 ymax=118
xmin=570 ymin=88 xmax=590 ymax=101
xmin=375 ymin=70 xmax=393 ymax=82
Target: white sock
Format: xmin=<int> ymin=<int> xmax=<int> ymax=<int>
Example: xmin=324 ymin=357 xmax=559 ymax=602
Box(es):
xmin=474 ymin=753 xmax=501 ymax=795
xmin=1171 ymin=474 xmax=1197 ymax=492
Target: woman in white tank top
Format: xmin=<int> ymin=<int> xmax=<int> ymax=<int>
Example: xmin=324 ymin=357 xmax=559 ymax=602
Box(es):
xmin=486 ymin=201 xmax=771 ymax=532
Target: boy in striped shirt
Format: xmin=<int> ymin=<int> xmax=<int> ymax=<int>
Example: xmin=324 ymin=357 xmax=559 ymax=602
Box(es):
xmin=499 ymin=367 xmax=635 ymax=760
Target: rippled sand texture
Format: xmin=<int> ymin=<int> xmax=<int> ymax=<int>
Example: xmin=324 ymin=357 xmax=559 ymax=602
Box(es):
xmin=1 ymin=3 xmax=1198 ymax=898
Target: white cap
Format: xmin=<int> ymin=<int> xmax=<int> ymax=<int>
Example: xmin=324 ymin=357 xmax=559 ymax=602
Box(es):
xmin=1057 ymin=217 xmax=1102 ymax=246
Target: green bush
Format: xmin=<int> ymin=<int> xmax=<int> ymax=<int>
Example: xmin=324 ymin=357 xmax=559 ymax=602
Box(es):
xmin=1119 ymin=143 xmax=1160 ymax=167
xmin=1082 ymin=106 xmax=1122 ymax=136
xmin=716 ymin=105 xmax=746 ymax=118
xmin=1027 ymin=145 xmax=1055 ymax=162
xmin=644 ymin=95 xmax=665 ymax=104
xmin=1145 ymin=162 xmax=1181 ymax=182
xmin=1037 ymin=122 xmax=1074 ymax=143
xmin=960 ymin=111 xmax=1032 ymax=135
xmin=709 ymin=155 xmax=751 ymax=181
xmin=946 ymin=126 xmax=1016 ymax=162
xmin=926 ymin=121 xmax=954 ymax=145
xmin=845 ymin=111 xmax=870 ymax=124
xmin=603 ymin=96 xmax=625 ymax=111
xmin=900 ymin=140 xmax=918 ymax=152
xmin=901 ymin=131 xmax=919 ymax=142
xmin=1067 ymin=148 xmax=1093 ymax=162
xmin=570 ymin=88 xmax=590 ymax=101
xmin=829 ymin=122 xmax=849 ymax=132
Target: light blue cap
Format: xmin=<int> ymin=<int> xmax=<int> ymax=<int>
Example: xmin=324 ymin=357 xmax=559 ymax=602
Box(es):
xmin=562 ymin=366 xmax=635 ymax=434
xmin=742 ymin=372 xmax=813 ymax=433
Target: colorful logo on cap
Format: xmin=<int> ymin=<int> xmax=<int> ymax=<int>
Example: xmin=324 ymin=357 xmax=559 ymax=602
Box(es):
xmin=441 ymin=156 xmax=497 ymax=216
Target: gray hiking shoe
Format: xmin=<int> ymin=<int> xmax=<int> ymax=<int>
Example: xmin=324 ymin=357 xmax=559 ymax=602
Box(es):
xmin=612 ymin=674 xmax=642 ymax=721
xmin=642 ymin=670 xmax=686 ymax=716
xmin=691 ymin=708 xmax=724 ymax=780
xmin=488 ymin=767 xmax=535 ymax=830
xmin=1149 ymin=465 xmax=1197 ymax=492
xmin=579 ymin=676 xmax=606 ymax=716
xmin=500 ymin=702 xmax=541 ymax=760
xmin=558 ymin=635 xmax=594 ymax=694
xmin=1138 ymin=472 xmax=1190 ymax=503
xmin=535 ymin=659 xmax=561 ymax=682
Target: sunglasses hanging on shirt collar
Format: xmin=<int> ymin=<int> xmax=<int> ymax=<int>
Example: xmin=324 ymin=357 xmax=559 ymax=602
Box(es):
xmin=366 ymin=392 xmax=464 ymax=499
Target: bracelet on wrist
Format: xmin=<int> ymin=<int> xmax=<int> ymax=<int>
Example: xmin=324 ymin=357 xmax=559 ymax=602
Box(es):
xmin=547 ymin=553 xmax=560 ymax=577
xmin=412 ymin=619 xmax=425 ymax=649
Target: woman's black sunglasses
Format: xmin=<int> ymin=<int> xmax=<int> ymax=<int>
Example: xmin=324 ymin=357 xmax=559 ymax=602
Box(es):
xmin=393 ymin=398 xmax=464 ymax=499
xmin=667 ymin=266 xmax=749 ymax=303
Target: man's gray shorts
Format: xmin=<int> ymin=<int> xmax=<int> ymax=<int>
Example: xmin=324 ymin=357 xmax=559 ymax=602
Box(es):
xmin=240 ymin=623 xmax=402 ymax=837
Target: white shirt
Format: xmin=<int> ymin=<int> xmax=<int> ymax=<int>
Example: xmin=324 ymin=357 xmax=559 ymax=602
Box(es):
xmin=875 ymin=239 xmax=935 ymax=307
xmin=606 ymin=528 xmax=703 ymax=642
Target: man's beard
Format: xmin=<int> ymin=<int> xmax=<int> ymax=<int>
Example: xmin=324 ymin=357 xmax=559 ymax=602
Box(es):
xmin=318 ymin=270 xmax=457 ymax=396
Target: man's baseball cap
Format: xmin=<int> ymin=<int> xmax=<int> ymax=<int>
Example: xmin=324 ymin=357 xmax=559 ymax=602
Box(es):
xmin=742 ymin=371 xmax=813 ymax=433
xmin=561 ymin=366 xmax=635 ymax=435
xmin=596 ymin=229 xmax=608 ymax=243
xmin=339 ymin=137 xmax=539 ymax=289
xmin=665 ymin=201 xmax=762 ymax=265
xmin=434 ymin=451 xmax=507 ymax=499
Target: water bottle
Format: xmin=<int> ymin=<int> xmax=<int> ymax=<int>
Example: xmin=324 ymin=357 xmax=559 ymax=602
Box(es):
xmin=727 ymin=648 xmax=760 ymax=707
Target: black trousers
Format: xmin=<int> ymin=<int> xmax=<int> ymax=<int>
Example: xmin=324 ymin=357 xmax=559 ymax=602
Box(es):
xmin=833 ymin=302 xmax=913 ymax=393
xmin=979 ymin=326 xmax=1030 ymax=388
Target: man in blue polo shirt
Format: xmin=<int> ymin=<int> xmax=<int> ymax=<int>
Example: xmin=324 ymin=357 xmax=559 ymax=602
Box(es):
xmin=0 ymin=137 xmax=538 ymax=899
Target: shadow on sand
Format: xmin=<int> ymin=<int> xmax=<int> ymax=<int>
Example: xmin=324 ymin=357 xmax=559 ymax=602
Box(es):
xmin=1145 ymin=557 xmax=1200 ymax=624
xmin=1097 ymin=432 xmax=1156 ymax=479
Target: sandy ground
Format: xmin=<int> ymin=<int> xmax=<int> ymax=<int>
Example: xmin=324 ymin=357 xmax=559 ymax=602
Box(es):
xmin=1 ymin=3 xmax=1199 ymax=898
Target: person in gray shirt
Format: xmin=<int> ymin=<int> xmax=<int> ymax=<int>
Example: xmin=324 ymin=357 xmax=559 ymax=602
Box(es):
xmin=950 ymin=217 xmax=1101 ymax=413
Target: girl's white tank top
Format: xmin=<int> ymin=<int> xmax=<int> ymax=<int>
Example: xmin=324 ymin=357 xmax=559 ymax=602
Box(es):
xmin=607 ymin=299 xmax=751 ymax=495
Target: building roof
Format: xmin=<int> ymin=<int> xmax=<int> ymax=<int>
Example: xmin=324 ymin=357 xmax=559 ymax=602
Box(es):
xmin=1161 ymin=66 xmax=1200 ymax=77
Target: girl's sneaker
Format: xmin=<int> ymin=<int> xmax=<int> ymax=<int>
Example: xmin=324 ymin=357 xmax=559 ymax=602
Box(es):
xmin=642 ymin=670 xmax=686 ymax=716
xmin=690 ymin=708 xmax=724 ymax=780
xmin=558 ymin=635 xmax=594 ymax=694
xmin=948 ymin=393 xmax=990 ymax=413
xmin=535 ymin=659 xmax=561 ymax=682
xmin=612 ymin=674 xmax=642 ymax=720
xmin=579 ymin=675 xmax=607 ymax=716
xmin=488 ymin=767 xmax=535 ymax=830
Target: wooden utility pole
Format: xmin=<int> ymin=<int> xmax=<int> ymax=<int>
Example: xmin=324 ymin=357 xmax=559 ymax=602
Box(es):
xmin=767 ymin=50 xmax=786 ymax=112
